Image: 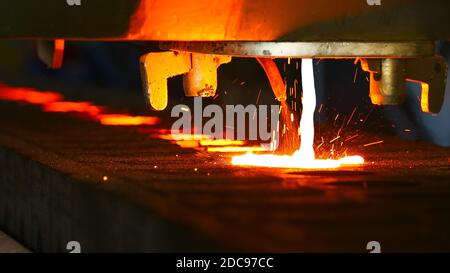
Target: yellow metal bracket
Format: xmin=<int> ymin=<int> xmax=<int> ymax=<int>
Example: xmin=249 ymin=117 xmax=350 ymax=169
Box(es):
xmin=140 ymin=51 xmax=231 ymax=111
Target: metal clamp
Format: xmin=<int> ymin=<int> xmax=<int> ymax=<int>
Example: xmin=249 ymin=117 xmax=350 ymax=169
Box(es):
xmin=140 ymin=51 xmax=231 ymax=111
xmin=360 ymin=56 xmax=448 ymax=114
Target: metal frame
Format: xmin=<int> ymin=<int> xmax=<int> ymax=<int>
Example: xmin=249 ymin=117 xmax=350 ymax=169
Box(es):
xmin=160 ymin=41 xmax=436 ymax=58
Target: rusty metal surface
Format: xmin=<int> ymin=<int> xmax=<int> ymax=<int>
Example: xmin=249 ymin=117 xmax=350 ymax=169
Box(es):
xmin=1 ymin=100 xmax=450 ymax=252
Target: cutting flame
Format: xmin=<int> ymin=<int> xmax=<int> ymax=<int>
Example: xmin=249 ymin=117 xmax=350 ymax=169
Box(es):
xmin=232 ymin=59 xmax=364 ymax=169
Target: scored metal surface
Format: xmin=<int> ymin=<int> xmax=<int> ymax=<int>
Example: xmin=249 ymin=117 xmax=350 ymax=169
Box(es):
xmin=1 ymin=100 xmax=450 ymax=252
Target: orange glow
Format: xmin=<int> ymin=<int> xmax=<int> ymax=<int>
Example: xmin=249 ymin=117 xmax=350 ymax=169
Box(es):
xmin=257 ymin=58 xmax=286 ymax=101
xmin=0 ymin=85 xmax=159 ymax=127
xmin=232 ymin=153 xmax=364 ymax=169
xmin=0 ymin=86 xmax=62 ymax=104
xmin=43 ymin=101 xmax=103 ymax=116
xmin=154 ymin=132 xmax=268 ymax=153
xmin=232 ymin=59 xmax=364 ymax=170
xmin=363 ymin=140 xmax=384 ymax=147
xmin=127 ymin=0 xmax=397 ymax=41
xmin=175 ymin=140 xmax=200 ymax=148
xmin=208 ymin=146 xmax=268 ymax=153
xmin=155 ymin=133 xmax=213 ymax=143
xmin=128 ymin=0 xmax=244 ymax=40
xmin=420 ymin=82 xmax=430 ymax=113
xmin=200 ymin=140 xmax=245 ymax=146
xmin=98 ymin=114 xmax=159 ymax=126
xmin=169 ymin=133 xmax=212 ymax=141
xmin=52 ymin=39 xmax=65 ymax=69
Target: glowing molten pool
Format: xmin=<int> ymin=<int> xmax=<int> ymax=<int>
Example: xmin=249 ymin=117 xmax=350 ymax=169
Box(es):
xmin=232 ymin=153 xmax=364 ymax=169
xmin=232 ymin=59 xmax=365 ymax=169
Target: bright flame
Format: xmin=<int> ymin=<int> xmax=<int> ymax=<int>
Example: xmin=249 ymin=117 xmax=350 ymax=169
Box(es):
xmin=232 ymin=153 xmax=364 ymax=169
xmin=232 ymin=59 xmax=365 ymax=169
xmin=297 ymin=58 xmax=316 ymax=160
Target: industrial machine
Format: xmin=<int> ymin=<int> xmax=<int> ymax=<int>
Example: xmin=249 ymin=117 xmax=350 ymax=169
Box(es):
xmin=2 ymin=0 xmax=450 ymax=155
xmin=3 ymin=0 xmax=450 ymax=254
xmin=1 ymin=0 xmax=449 ymax=114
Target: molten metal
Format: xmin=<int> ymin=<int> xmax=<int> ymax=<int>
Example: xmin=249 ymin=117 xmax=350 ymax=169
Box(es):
xmin=232 ymin=153 xmax=364 ymax=169
xmin=98 ymin=114 xmax=158 ymax=126
xmin=155 ymin=132 xmax=268 ymax=152
xmin=0 ymin=85 xmax=159 ymax=127
xmin=232 ymin=59 xmax=365 ymax=169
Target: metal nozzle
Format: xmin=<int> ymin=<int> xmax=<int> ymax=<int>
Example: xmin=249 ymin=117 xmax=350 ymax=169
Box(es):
xmin=256 ymin=58 xmax=286 ymax=102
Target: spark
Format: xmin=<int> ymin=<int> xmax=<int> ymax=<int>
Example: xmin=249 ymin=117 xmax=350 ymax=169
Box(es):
xmin=363 ymin=105 xmax=375 ymax=124
xmin=347 ymin=107 xmax=357 ymax=126
xmin=353 ymin=66 xmax=359 ymax=83
xmin=363 ymin=140 xmax=384 ymax=147
xmin=255 ymin=88 xmax=262 ymax=105
xmin=232 ymin=59 xmax=364 ymax=169
xmin=329 ymin=136 xmax=341 ymax=143
xmin=345 ymin=134 xmax=359 ymax=142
